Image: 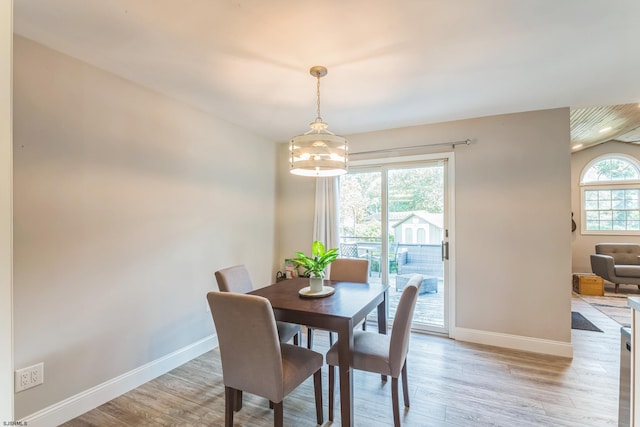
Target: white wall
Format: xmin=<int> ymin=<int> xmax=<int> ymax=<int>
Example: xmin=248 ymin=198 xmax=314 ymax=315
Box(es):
xmin=571 ymin=141 xmax=640 ymax=273
xmin=277 ymin=108 xmax=573 ymax=354
xmin=1 ymin=0 xmax=14 ymax=421
xmin=13 ymin=36 xmax=276 ymax=419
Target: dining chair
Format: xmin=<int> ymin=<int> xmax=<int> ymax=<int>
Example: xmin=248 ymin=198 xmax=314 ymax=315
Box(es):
xmin=331 ymin=258 xmax=371 ymax=335
xmin=215 ymin=264 xmax=302 ymax=346
xmin=326 ymin=274 xmax=422 ymax=426
xmin=330 ymin=258 xmax=370 ymax=283
xmin=207 ymin=291 xmax=323 ymax=427
xmin=306 ymin=258 xmax=370 ymax=349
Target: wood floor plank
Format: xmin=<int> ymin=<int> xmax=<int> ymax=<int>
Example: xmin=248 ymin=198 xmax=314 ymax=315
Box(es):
xmin=61 ymin=407 xmax=128 ymax=427
xmin=61 ymin=294 xmax=622 ymax=426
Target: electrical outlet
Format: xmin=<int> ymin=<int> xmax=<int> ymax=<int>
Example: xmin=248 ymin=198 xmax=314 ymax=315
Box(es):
xmin=15 ymin=362 xmax=44 ymax=392
xmin=19 ymin=371 xmax=30 ymax=388
xmin=31 ymin=362 xmax=43 ymax=386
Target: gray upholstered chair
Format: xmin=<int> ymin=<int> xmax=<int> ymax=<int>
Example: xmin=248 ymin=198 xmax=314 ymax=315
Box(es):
xmin=215 ymin=265 xmax=302 ymax=345
xmin=326 ymin=274 xmax=422 ymax=427
xmin=207 ymin=291 xmax=323 ymax=427
xmin=306 ymin=258 xmax=370 ymax=349
xmin=590 ymin=243 xmax=640 ymax=293
xmin=330 ymin=258 xmax=370 ymax=283
xmin=331 ymin=258 xmax=371 ymax=335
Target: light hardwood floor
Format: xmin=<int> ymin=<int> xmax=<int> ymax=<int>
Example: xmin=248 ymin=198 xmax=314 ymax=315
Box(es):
xmin=62 ymin=295 xmax=622 ymax=426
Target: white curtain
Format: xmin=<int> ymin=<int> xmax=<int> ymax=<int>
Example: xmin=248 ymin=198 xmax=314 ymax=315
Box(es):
xmin=313 ymin=177 xmax=339 ymax=250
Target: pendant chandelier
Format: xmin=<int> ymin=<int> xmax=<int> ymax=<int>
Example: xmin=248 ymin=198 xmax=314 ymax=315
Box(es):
xmin=289 ymin=66 xmax=348 ymax=177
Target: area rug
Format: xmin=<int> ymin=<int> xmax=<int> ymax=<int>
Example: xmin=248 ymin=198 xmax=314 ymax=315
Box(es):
xmin=571 ymin=311 xmax=603 ymax=332
xmin=577 ymin=284 xmax=634 ymax=328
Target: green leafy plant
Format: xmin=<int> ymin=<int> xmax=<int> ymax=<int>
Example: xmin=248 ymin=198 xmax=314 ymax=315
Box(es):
xmin=291 ymin=240 xmax=339 ymax=278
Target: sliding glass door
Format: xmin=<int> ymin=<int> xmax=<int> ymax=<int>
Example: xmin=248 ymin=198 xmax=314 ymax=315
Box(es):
xmin=338 ymin=158 xmax=450 ymax=333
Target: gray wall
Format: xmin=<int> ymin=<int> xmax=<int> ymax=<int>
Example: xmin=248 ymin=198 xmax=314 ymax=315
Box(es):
xmin=10 ymin=31 xmax=576 ymax=418
xmin=571 ymin=141 xmax=640 ymax=273
xmin=277 ymin=108 xmax=572 ymax=344
xmin=13 ymin=36 xmax=276 ymax=417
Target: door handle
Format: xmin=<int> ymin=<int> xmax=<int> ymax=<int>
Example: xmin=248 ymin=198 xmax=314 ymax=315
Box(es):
xmin=442 ymin=241 xmax=449 ymax=261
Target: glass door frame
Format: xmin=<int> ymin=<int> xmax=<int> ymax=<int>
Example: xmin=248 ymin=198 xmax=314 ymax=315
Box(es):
xmin=347 ymin=152 xmax=455 ymax=336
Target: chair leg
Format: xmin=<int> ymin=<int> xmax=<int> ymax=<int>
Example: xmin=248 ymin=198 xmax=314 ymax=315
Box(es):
xmin=234 ymin=390 xmax=243 ymax=411
xmin=401 ymin=361 xmax=410 ymax=407
xmin=392 ymin=377 xmax=401 ymax=427
xmin=328 ymin=364 xmax=335 ymax=421
xmin=293 ymin=331 xmax=300 ymax=346
xmin=273 ymin=401 xmax=283 ymax=427
xmin=224 ymin=386 xmax=235 ymax=427
xmin=307 ymin=327 xmax=314 ymax=349
xmin=313 ymin=369 xmax=323 ymax=425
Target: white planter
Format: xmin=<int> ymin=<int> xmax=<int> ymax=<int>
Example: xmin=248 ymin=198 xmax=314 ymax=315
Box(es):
xmin=309 ymin=276 xmax=324 ymax=292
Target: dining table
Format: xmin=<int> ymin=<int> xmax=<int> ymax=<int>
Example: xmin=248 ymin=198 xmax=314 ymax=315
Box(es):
xmin=249 ymin=276 xmax=389 ymax=427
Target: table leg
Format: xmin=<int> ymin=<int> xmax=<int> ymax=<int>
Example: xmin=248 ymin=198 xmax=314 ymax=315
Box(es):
xmin=377 ymin=290 xmax=388 ymax=335
xmin=337 ymin=322 xmax=354 ymax=426
xmin=378 ymin=290 xmax=388 ymax=382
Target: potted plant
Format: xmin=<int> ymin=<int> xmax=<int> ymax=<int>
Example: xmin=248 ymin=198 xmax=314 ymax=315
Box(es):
xmin=292 ymin=240 xmax=339 ymax=292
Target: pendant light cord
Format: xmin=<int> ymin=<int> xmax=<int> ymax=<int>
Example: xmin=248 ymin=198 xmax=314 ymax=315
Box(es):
xmin=315 ymin=72 xmax=323 ymax=123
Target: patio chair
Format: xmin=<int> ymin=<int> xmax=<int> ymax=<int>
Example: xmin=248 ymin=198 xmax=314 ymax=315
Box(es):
xmin=339 ymin=243 xmax=360 ymax=258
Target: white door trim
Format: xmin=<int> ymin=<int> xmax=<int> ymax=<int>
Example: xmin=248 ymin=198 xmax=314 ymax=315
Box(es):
xmin=1 ymin=0 xmax=14 ymax=420
xmin=350 ymin=152 xmax=456 ymax=337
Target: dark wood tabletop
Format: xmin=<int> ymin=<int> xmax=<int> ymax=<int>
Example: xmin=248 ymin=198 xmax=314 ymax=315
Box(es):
xmin=249 ymin=276 xmax=389 ymax=426
xmin=250 ymin=277 xmax=388 ymax=331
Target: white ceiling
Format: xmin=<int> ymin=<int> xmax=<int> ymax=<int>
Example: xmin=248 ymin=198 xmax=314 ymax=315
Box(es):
xmin=12 ymin=0 xmax=640 ymax=145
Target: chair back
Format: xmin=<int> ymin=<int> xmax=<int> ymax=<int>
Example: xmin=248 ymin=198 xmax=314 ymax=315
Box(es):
xmin=596 ymin=243 xmax=640 ymax=265
xmin=215 ymin=264 xmax=254 ymax=293
xmin=207 ymin=291 xmax=284 ymax=402
xmin=339 ymin=243 xmax=360 ymax=258
xmin=330 ymin=258 xmax=370 ymax=283
xmin=389 ymin=275 xmax=422 ymax=377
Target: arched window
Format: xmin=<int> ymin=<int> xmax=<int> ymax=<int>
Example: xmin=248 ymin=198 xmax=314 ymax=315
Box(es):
xmin=581 ymin=154 xmax=640 ymax=234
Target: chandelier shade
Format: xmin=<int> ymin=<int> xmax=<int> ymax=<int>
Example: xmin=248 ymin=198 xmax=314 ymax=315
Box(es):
xmin=289 ymin=66 xmax=348 ymax=177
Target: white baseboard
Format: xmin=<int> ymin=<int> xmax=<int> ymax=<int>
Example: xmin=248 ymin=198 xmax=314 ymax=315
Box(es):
xmin=454 ymin=327 xmax=573 ymax=358
xmin=21 ymin=334 xmax=218 ymax=427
